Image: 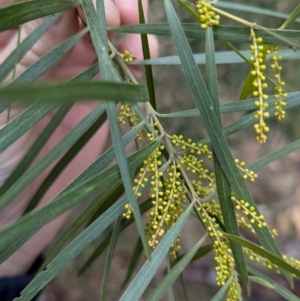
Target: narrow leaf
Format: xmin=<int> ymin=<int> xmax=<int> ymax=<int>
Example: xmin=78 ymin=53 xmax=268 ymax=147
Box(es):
xmin=248 ymin=267 xmax=300 ymax=301
xmin=0 ymin=104 xmax=72 ymax=196
xmin=112 ymin=24 xmax=300 ymax=48
xmin=0 ymin=0 xmax=80 ymax=31
xmin=146 ymin=235 xmax=207 ymax=301
xmin=100 ymin=217 xmax=122 ymax=301
xmin=121 ymin=238 xmax=143 ymax=288
xmin=206 ymin=26 xmax=249 ymax=292
xmin=0 ymin=81 xmax=149 ymax=105
xmin=280 ymin=3 xmax=300 ymax=29
xmin=15 ymin=196 xmax=127 ymax=301
xmin=0 ymin=15 xmax=60 ymax=82
xmin=138 ymin=0 xmax=156 ymax=110
xmin=119 ymin=200 xmax=196 ymax=301
xmin=226 ymin=234 xmax=300 ymax=278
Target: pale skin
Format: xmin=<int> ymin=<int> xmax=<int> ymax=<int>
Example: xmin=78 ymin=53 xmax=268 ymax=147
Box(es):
xmin=0 ymin=0 xmax=158 ymax=276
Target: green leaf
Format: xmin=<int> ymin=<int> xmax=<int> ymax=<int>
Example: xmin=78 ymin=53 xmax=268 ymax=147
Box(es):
xmin=249 ymin=276 xmax=275 ymax=289
xmin=133 ymin=49 xmax=300 ymax=66
xmin=82 ymin=0 xmax=151 ymax=259
xmin=249 ymin=138 xmax=300 ymax=173
xmin=164 ymin=0 xmax=292 ymax=285
xmin=79 ymin=197 xmax=153 ymax=275
xmin=0 ymin=15 xmax=60 ymax=82
xmin=146 ymin=235 xmax=207 ymax=301
xmin=0 ymin=104 xmax=72 ymax=196
xmin=112 ymin=24 xmax=300 ymax=48
xmin=206 ymin=26 xmax=249 ymax=292
xmin=0 ymin=28 xmax=89 ymax=113
xmin=24 ymin=110 xmax=107 ymax=213
xmin=0 ymin=81 xmax=149 ymax=105
xmin=121 ymin=237 xmax=143 ymax=288
xmin=0 ymin=63 xmax=99 ymax=152
xmin=15 ymin=195 xmax=127 ymax=301
xmin=100 ymin=217 xmax=122 ymax=301
xmin=119 ymin=200 xmax=196 ymax=301
xmin=216 ymin=2 xmax=300 ymax=23
xmin=0 ymin=140 xmax=160 ymax=262
xmin=0 ymin=0 xmax=80 ymax=32
xmin=248 ymin=267 xmax=300 ymax=301
xmin=0 ymin=103 xmax=58 ymax=152
xmin=280 ymin=3 xmax=300 ymax=29
xmin=226 ymin=234 xmax=300 ymax=278
xmin=42 ymin=180 xmax=122 ymax=270
xmin=138 ymin=0 xmax=156 ymax=110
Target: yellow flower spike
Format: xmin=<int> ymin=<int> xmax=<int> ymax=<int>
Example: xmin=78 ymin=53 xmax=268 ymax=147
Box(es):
xmin=195 ymin=0 xmax=220 ymax=28
xmin=249 ymin=28 xmax=270 ymax=143
xmin=268 ymin=45 xmax=288 ymax=121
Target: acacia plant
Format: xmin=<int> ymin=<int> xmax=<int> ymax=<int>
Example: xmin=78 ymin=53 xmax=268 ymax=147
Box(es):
xmin=1 ymin=0 xmax=300 ymax=300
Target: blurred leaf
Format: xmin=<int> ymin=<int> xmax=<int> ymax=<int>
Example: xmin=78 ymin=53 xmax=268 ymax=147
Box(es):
xmin=0 ymin=81 xmax=149 ymax=104
xmin=119 ymin=200 xmax=196 ymax=301
xmin=138 ymin=0 xmax=156 ymax=110
xmin=0 ymin=0 xmax=80 ymax=32
xmin=0 ymin=103 xmax=58 ymax=152
xmin=0 ymin=140 xmax=160 ymax=262
xmin=100 ymin=217 xmax=122 ymax=301
xmin=164 ymin=0 xmax=292 ymax=284
xmin=249 ymin=276 xmax=275 ymax=289
xmin=248 ymin=267 xmax=300 ymax=301
xmin=42 ymin=180 xmax=121 ymax=270
xmin=177 ymin=0 xmax=198 ymax=20
xmin=226 ymin=234 xmax=300 ymax=278
xmin=15 ymin=195 xmax=127 ymax=301
xmin=216 ymin=1 xmax=300 ymax=23
xmin=0 ymin=28 xmax=89 ymax=113
xmin=249 ymin=138 xmax=300 ymax=173
xmin=79 ymin=198 xmax=153 ymax=275
xmin=24 ymin=110 xmax=107 ymax=213
xmin=133 ymin=49 xmax=300 ymax=66
xmin=0 ymin=104 xmax=72 ymax=196
xmin=146 ymin=235 xmax=207 ymax=301
xmin=0 ymin=63 xmax=99 ymax=152
xmin=0 ymin=15 xmax=60 ymax=82
xmin=280 ymin=3 xmax=300 ymax=29
xmin=112 ymin=24 xmax=300 ymax=48
xmin=121 ymin=237 xmax=143 ymax=288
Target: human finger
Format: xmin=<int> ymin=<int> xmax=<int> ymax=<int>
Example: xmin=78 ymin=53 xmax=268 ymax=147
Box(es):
xmin=117 ymin=0 xmax=149 ymax=25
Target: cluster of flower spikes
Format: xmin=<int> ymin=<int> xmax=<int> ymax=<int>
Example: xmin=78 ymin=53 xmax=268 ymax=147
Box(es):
xmin=197 ymin=201 xmax=241 ymax=301
xmin=268 ymin=45 xmax=287 ymax=121
xmin=195 ymin=0 xmax=220 ymax=29
xmin=145 ymin=161 xmax=188 ymax=257
xmin=249 ymin=29 xmax=270 ymax=144
xmin=118 ymin=102 xmax=144 ymax=141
